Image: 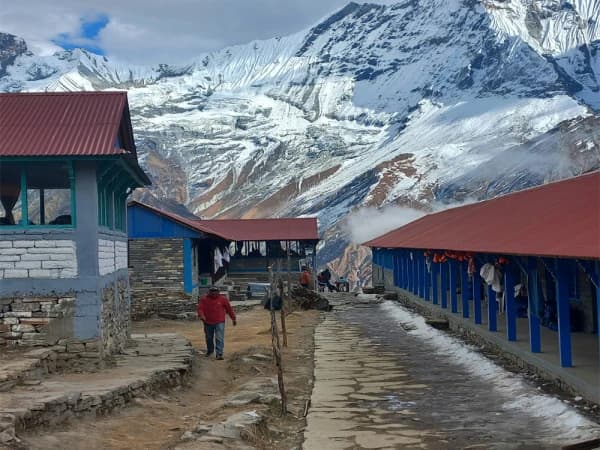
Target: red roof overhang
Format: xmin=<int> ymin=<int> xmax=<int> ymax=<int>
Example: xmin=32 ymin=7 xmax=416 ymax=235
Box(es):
xmin=364 ymin=171 xmax=600 ymax=260
xmin=196 ymin=218 xmax=319 ymax=241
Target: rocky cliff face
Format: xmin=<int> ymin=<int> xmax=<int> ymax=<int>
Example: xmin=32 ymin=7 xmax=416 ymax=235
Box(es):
xmin=1 ymin=0 xmax=599 ymax=286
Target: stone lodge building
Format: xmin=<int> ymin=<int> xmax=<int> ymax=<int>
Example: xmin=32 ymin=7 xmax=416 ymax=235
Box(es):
xmin=0 ymin=92 xmax=150 ymax=357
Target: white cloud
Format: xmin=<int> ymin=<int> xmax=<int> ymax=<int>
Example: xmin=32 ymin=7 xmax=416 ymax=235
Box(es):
xmin=344 ymin=206 xmax=426 ymax=244
xmin=0 ymin=0 xmax=397 ymax=64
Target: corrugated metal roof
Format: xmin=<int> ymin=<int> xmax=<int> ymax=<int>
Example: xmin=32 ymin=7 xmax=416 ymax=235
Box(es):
xmin=128 ymin=201 xmax=234 ymax=240
xmin=364 ymin=171 xmax=600 ymax=259
xmin=0 ymin=91 xmax=128 ymax=157
xmin=198 ymin=218 xmax=319 ymax=241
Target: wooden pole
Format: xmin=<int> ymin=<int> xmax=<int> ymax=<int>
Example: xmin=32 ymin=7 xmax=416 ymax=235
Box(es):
xmin=286 ymin=241 xmax=291 ymax=296
xmin=269 ymin=265 xmax=287 ymax=415
xmin=279 ymin=276 xmax=288 ymax=347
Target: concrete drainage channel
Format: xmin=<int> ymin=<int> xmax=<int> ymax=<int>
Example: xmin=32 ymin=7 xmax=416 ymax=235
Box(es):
xmin=0 ymin=333 xmax=195 ymax=445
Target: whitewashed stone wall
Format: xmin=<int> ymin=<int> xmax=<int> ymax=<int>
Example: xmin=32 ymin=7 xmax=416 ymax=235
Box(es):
xmin=0 ymin=240 xmax=77 ymax=279
xmin=98 ymin=239 xmax=115 ymax=276
xmin=99 ymin=239 xmax=127 ymax=275
xmin=115 ymin=241 xmax=128 ymax=270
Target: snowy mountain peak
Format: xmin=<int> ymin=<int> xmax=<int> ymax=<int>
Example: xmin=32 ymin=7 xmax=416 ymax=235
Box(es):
xmin=1 ymin=1 xmax=599 ymax=279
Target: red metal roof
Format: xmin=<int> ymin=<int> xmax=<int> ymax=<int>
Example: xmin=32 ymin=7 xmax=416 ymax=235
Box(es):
xmin=197 ymin=218 xmax=319 ymax=241
xmin=128 ymin=201 xmax=234 ymax=240
xmin=364 ymin=171 xmax=600 ymax=259
xmin=0 ymin=91 xmax=129 ymax=157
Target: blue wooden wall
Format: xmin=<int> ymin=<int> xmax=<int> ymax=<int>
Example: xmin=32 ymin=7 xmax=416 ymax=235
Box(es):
xmin=128 ymin=204 xmax=201 ymax=239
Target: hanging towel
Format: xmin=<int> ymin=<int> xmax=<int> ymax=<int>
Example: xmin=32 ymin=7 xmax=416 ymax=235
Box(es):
xmin=480 ymin=263 xmax=502 ymax=293
xmin=214 ymin=247 xmax=223 ymax=273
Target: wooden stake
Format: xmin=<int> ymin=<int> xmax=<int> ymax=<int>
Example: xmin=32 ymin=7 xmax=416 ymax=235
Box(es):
xmin=269 ymin=265 xmax=287 ymax=415
xmin=279 ymin=277 xmax=288 ymax=347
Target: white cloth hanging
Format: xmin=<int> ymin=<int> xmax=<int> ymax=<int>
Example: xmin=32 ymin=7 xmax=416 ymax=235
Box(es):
xmin=222 ymin=247 xmax=230 ymax=263
xmin=480 ymin=263 xmax=502 ymax=293
xmin=214 ymin=247 xmax=223 ymax=273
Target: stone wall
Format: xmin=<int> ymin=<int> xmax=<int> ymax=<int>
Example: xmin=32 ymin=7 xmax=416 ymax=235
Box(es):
xmin=0 ymin=296 xmax=75 ymax=347
xmin=129 ymin=238 xmax=193 ymax=320
xmin=0 ymin=240 xmax=77 ymax=279
xmin=101 ymin=278 xmax=130 ymax=355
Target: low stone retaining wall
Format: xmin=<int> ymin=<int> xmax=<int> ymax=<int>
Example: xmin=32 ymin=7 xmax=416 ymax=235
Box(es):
xmin=0 ymin=333 xmax=194 ymax=444
xmin=0 ymin=342 xmax=102 ymax=392
xmin=0 ymin=295 xmax=75 ymax=347
xmin=130 ymin=290 xmax=196 ymax=320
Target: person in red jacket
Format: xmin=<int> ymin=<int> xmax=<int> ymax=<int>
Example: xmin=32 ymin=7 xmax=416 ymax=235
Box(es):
xmin=197 ymin=286 xmax=237 ymax=360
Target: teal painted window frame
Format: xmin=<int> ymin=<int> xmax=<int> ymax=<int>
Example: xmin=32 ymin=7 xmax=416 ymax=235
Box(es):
xmin=0 ymin=161 xmax=76 ymax=230
xmin=97 ymin=163 xmax=135 ymax=233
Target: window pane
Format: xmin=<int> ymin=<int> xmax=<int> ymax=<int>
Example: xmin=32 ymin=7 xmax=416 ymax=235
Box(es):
xmin=27 ymin=189 xmax=40 ymax=225
xmin=25 ymin=164 xmax=72 ymax=226
xmin=45 ymin=189 xmax=71 ymax=225
xmin=0 ymin=165 xmax=22 ymax=226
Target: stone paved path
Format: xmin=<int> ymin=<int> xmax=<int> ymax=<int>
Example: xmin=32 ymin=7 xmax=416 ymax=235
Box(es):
xmin=303 ymin=296 xmax=600 ymax=449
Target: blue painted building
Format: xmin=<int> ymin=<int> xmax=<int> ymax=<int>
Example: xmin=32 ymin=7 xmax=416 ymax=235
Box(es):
xmin=127 ymin=201 xmax=231 ymax=319
xmin=127 ymin=202 xmax=320 ymax=318
xmin=366 ymin=172 xmax=599 ymax=402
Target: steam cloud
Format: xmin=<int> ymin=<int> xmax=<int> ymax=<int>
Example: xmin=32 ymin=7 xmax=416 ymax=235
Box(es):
xmin=345 ymin=200 xmax=480 ymax=245
xmin=344 ymin=206 xmax=426 ymax=244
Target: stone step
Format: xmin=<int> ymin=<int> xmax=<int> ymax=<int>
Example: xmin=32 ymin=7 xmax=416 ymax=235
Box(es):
xmin=0 ymin=334 xmax=195 ymax=445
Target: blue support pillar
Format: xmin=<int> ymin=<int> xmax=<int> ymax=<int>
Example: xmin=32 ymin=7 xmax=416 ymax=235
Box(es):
xmin=473 ymin=275 xmax=482 ymax=324
xmin=417 ymin=253 xmax=424 ymax=298
xmin=487 ymin=285 xmax=497 ymax=332
xmin=424 ymin=258 xmax=431 ymax=301
xmin=440 ymin=262 xmax=448 ymax=309
xmin=527 ymin=257 xmax=542 ymax=353
xmin=431 ymin=262 xmax=439 ymax=305
xmin=505 ymin=268 xmax=517 ymax=341
xmin=412 ymin=253 xmax=418 ymax=295
xmin=183 ymin=238 xmax=193 ymax=294
xmin=461 ymin=261 xmax=470 ymax=318
xmin=555 ymin=259 xmax=572 ymax=368
xmin=449 ymin=259 xmax=458 ymax=313
xmin=403 ymin=251 xmax=409 ymax=290
xmin=406 ymin=252 xmax=414 ymax=293
xmin=398 ymin=251 xmax=404 ymax=288
xmin=393 ymin=252 xmax=399 ymax=287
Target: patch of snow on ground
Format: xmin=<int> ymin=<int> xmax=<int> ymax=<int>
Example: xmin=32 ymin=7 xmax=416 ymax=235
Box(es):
xmin=380 ymin=301 xmax=600 ymax=442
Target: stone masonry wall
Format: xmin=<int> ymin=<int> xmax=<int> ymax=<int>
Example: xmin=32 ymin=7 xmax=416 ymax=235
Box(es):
xmin=0 ymin=240 xmax=77 ymax=279
xmin=101 ymin=278 xmax=130 ymax=355
xmin=0 ymin=296 xmax=75 ymax=347
xmin=129 ymin=238 xmax=194 ymax=320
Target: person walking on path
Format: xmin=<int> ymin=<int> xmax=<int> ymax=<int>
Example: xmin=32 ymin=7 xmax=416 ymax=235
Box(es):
xmin=197 ymin=286 xmax=236 ymax=360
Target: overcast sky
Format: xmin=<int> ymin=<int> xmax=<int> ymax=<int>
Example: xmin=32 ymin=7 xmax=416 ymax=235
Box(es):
xmin=0 ymin=0 xmax=395 ymax=64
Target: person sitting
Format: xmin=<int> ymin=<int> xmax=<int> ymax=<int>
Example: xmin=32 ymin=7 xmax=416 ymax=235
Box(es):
xmin=321 ymin=268 xmax=338 ymax=292
xmin=317 ymin=272 xmax=327 ymax=292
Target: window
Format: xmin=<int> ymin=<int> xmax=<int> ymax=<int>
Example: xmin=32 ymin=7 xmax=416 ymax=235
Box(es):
xmin=97 ymin=171 xmax=129 ymax=232
xmin=0 ymin=163 xmax=74 ymax=227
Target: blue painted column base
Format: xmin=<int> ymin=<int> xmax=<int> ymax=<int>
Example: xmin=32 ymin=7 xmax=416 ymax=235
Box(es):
xmin=487 ymin=285 xmax=497 ymax=332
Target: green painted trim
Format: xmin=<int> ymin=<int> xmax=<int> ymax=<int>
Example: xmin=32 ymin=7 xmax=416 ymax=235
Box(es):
xmin=116 ymin=159 xmax=148 ymax=188
xmin=0 ymin=224 xmax=74 ymax=231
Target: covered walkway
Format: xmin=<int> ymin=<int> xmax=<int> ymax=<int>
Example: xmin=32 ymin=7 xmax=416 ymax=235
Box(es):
xmin=366 ymin=172 xmax=600 ymax=403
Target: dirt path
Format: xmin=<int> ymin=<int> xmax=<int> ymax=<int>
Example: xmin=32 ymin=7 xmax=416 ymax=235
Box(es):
xmin=19 ymin=307 xmax=319 ymax=450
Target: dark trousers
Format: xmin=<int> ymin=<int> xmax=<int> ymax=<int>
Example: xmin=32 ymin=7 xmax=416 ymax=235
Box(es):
xmin=204 ymin=322 xmax=225 ymax=356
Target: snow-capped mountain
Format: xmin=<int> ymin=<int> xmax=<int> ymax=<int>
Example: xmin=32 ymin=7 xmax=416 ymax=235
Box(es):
xmin=1 ymin=0 xmax=599 ymax=284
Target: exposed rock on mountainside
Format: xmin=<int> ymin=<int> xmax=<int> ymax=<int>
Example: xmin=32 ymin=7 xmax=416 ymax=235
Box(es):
xmin=1 ymin=0 xmax=599 ymax=285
